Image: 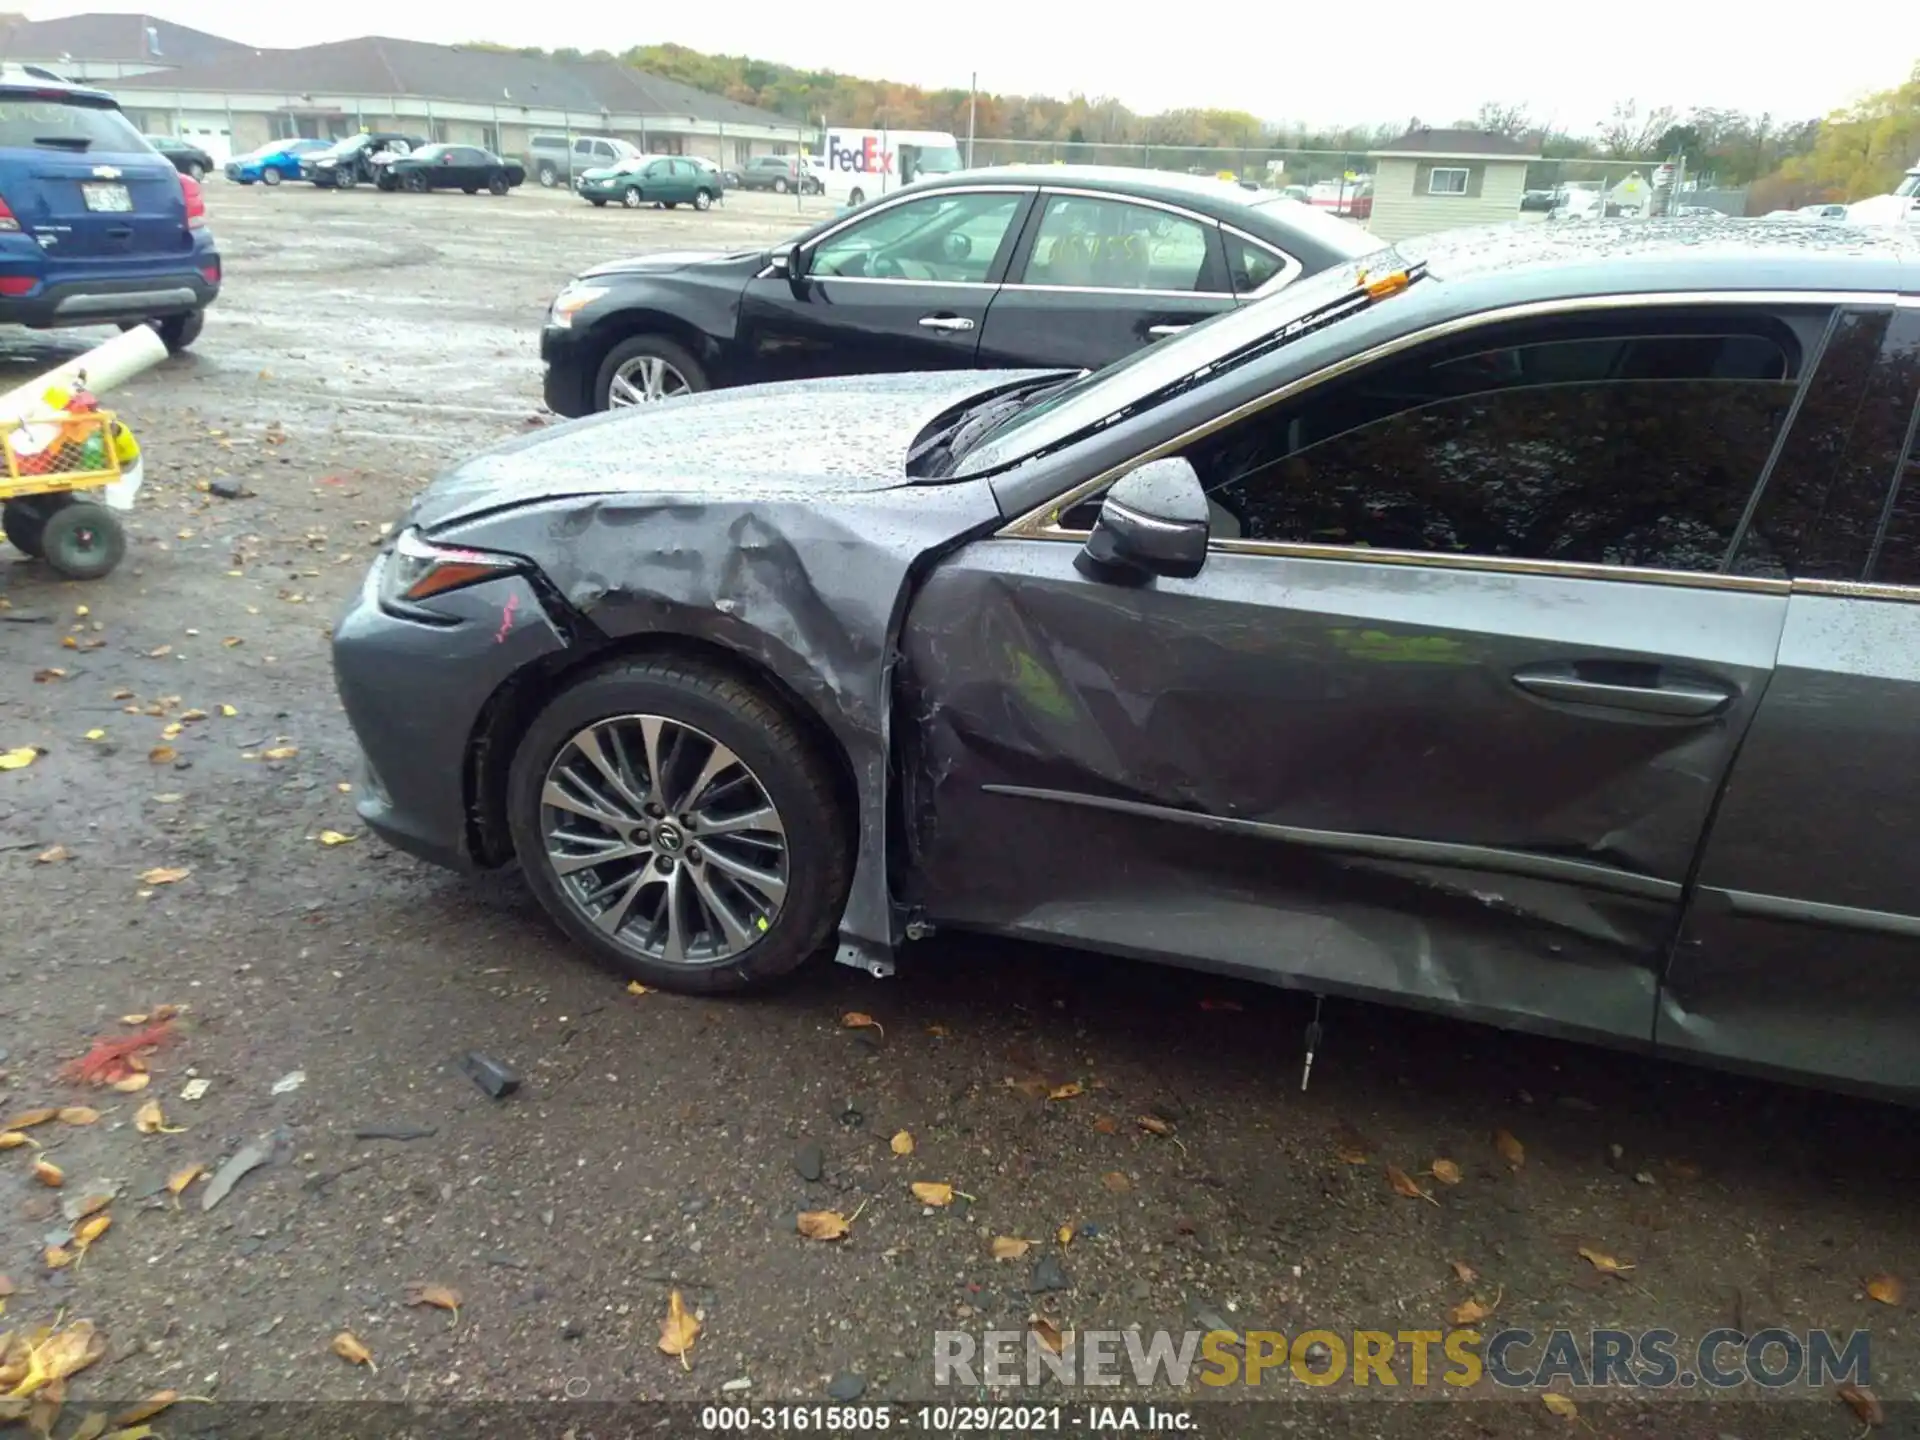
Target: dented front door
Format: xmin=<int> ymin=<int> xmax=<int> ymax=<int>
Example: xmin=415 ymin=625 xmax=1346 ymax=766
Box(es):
xmin=899 ymin=540 xmax=1787 ymax=1045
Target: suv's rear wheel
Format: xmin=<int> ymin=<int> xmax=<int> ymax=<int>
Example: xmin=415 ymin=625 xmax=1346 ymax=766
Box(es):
xmin=506 ymin=657 xmax=851 ymax=994
xmin=537 ymin=163 xmax=559 ymax=187
xmin=154 ymin=310 xmax=204 ymax=355
xmin=773 ymin=176 xmax=789 ymax=194
xmin=596 ymin=335 xmax=706 ymax=410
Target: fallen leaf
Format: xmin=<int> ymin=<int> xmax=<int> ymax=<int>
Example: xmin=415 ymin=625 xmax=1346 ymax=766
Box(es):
xmin=70 ymin=1412 xmax=108 ymax=1440
xmin=137 ymin=867 xmax=189 ymax=886
xmin=658 ymin=1290 xmax=700 ymax=1361
xmin=1102 ymin=1171 xmax=1132 ymax=1193
xmin=796 ymin=1211 xmax=850 ymax=1241
xmin=889 ymin=1130 xmax=914 ymax=1156
xmin=926 ymin=1024 xmax=947 ymax=1037
xmin=165 ymin=1164 xmax=204 ymax=1204
xmin=1494 ymin=1129 xmax=1526 ymax=1170
xmin=1029 ymin=1316 xmax=1065 ymax=1353
xmin=1449 ymin=1286 xmax=1503 ymax=1325
xmin=991 ymin=1236 xmax=1031 ymax=1261
xmin=218 ymin=704 xmax=237 ymax=717
xmin=1838 ymin=1383 xmax=1884 ymax=1425
xmin=32 ymin=1160 xmax=62 ymax=1187
xmin=146 ymin=746 xmax=175 ymax=765
xmin=316 ymin=830 xmax=355 ymax=846
xmin=1578 ymin=1246 xmax=1636 ymax=1276
xmin=146 ymin=645 xmax=171 ymax=658
xmin=56 ymin=1108 xmax=100 ymax=1126
xmin=1541 ymin=1393 xmax=1578 ymax=1419
xmin=1430 ymin=1158 xmax=1464 ymax=1186
xmin=0 ymin=747 xmax=40 ymax=770
xmin=1048 ymin=1083 xmax=1084 ymax=1101
xmin=110 ymin=1391 xmax=178 ymax=1426
xmin=625 ymin=981 xmax=649 ymax=995
xmin=1332 ymin=1123 xmax=1371 ymax=1165
xmin=31 ymin=668 xmax=65 ymax=683
xmin=911 ymin=1181 xmax=955 ymax=1206
xmin=33 ymin=846 xmax=69 ymax=864
xmin=0 ymin=1132 xmax=33 ymax=1150
xmin=1137 ymin=1116 xmax=1174 ymax=1137
xmin=1387 ymin=1163 xmax=1438 ymax=1205
xmin=70 ymin=1194 xmax=111 ymax=1220
xmin=404 ymin=1283 xmax=462 ymax=1321
xmin=179 ymin=710 xmax=207 ymax=723
xmin=73 ymin=1214 xmax=110 ymax=1256
xmin=1091 ymin=1115 xmax=1120 ymax=1135
xmin=841 ymin=1011 xmax=884 ymax=1038
xmin=3 ymin=1110 xmax=58 ymax=1130
xmin=42 ymin=1247 xmax=72 ymax=1270
xmin=133 ymin=1100 xmax=185 ymax=1135
xmin=1058 ymin=1225 xmax=1074 ymax=1246
xmin=112 ymin=1074 xmax=151 ymax=1093
xmin=27 ymin=1387 xmax=59 ymax=1440
xmin=261 ymin=746 xmax=297 ymax=760
xmin=0 ymin=1276 xmax=12 ymax=1297
xmin=1866 ymin=1274 xmax=1903 ymax=1306
xmin=83 ymin=729 xmax=106 ymax=742
xmin=1449 ymin=1259 xmax=1478 ymax=1284
xmin=160 ymin=722 xmax=182 ymax=740
xmin=1005 ymin=1076 xmax=1050 ymax=1100
xmin=9 ymin=1320 xmax=103 ymax=1396
xmin=331 ymin=1332 xmax=376 ymax=1372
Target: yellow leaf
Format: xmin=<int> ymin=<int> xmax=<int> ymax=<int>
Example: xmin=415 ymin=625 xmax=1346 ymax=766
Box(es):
xmin=146 ymin=746 xmax=175 ymax=764
xmin=317 ymin=830 xmax=356 ymax=846
xmin=1048 ymin=1082 xmax=1084 ymax=1101
xmin=165 ymin=1164 xmax=204 ymax=1202
xmin=841 ymin=1011 xmax=884 ymax=1038
xmin=1541 ymin=1393 xmax=1578 ymax=1419
xmin=1137 ymin=1116 xmax=1174 ymax=1137
xmin=31 ymin=668 xmax=66 ymax=683
xmin=1430 ymin=1158 xmax=1464 ymax=1186
xmin=218 ymin=705 xmax=237 ymax=717
xmin=0 ymin=747 xmax=39 ymax=770
xmin=796 ymin=1211 xmax=850 ymax=1241
xmin=83 ymin=729 xmax=106 ymax=742
xmin=138 ymin=867 xmax=189 ymax=886
xmin=1386 ymin=1163 xmax=1438 ymax=1205
xmin=331 ymin=1332 xmax=376 ymax=1372
xmin=146 ymin=645 xmax=171 ymax=658
xmin=1838 ymin=1383 xmax=1884 ymax=1425
xmin=3 ymin=1110 xmax=58 ymax=1130
xmin=120 ymin=1013 xmax=148 ymax=1025
xmin=889 ymin=1130 xmax=914 ymax=1156
xmin=1448 ymin=1286 xmax=1502 ymax=1325
xmin=32 ymin=1160 xmax=62 ymax=1188
xmin=1029 ymin=1316 xmax=1065 ymax=1354
xmin=658 ymin=1290 xmax=700 ymax=1359
xmin=43 ymin=1247 xmax=72 ymax=1271
xmin=404 ymin=1283 xmax=462 ymax=1321
xmin=0 ymin=1133 xmax=33 ymax=1150
xmin=262 ymin=746 xmax=297 ymax=760
xmin=911 ymin=1181 xmax=955 ymax=1207
xmin=1867 ymin=1274 xmax=1903 ymax=1306
xmin=179 ymin=710 xmax=207 ymax=723
xmin=625 ymin=981 xmax=649 ymax=995
xmin=991 ymin=1236 xmax=1031 ymax=1261
xmin=133 ymin=1100 xmax=185 ymax=1135
xmin=110 ymin=1391 xmax=178 ymax=1426
xmin=160 ymin=723 xmax=182 ymax=740
xmin=9 ymin=1321 xmax=103 ymax=1396
xmin=1578 ymin=1246 xmax=1635 ymax=1276
xmin=1450 ymin=1259 xmax=1478 ymax=1284
xmin=1494 ymin=1129 xmax=1526 ymax=1170
xmin=70 ymin=1195 xmax=111 ymax=1221
xmin=1101 ymin=1170 xmax=1131 ymax=1193
xmin=56 ymin=1108 xmax=100 ymax=1126
xmin=926 ymin=1024 xmax=948 ymax=1037
xmin=111 ymin=1074 xmax=150 ymax=1093
xmin=1091 ymin=1115 xmax=1119 ymax=1135
xmin=1057 ymin=1225 xmax=1074 ymax=1246
xmin=33 ymin=846 xmax=69 ymax=865
xmin=70 ymin=1411 xmax=108 ymax=1440
xmin=74 ymin=605 xmax=88 ymax=617
xmin=73 ymin=1215 xmax=110 ymax=1254
xmin=1332 ymin=1123 xmax=1370 ymax=1165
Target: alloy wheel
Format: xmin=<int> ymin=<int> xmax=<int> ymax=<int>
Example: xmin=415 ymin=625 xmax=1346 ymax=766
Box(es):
xmin=608 ymin=355 xmax=690 ymax=406
xmin=539 ymin=714 xmax=789 ymax=966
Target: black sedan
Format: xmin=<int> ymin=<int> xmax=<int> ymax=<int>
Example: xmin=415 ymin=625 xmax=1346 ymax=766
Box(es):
xmin=144 ymin=135 xmax=212 ymax=180
xmin=541 ymin=165 xmax=1379 ymax=413
xmin=336 ymin=221 xmax=1920 ymax=1100
xmin=383 ymin=144 xmax=525 ymax=195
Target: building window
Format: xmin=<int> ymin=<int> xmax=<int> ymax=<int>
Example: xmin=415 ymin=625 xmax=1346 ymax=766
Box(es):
xmin=1428 ymin=167 xmax=1470 ymax=195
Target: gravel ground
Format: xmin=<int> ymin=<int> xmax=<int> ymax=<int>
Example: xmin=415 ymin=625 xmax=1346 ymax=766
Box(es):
xmin=0 ymin=180 xmax=1914 ymax=1440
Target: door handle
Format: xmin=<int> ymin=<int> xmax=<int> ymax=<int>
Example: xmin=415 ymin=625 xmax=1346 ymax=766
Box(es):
xmin=1148 ymin=323 xmax=1191 ymax=337
xmin=1511 ymin=665 xmax=1736 ymax=718
xmin=918 ymin=314 xmax=975 ymax=332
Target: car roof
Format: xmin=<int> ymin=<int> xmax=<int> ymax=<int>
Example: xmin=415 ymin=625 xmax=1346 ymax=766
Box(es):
xmin=930 ymin=164 xmax=1269 ymax=208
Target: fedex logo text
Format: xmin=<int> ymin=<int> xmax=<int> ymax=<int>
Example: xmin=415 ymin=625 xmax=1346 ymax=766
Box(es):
xmin=828 ymin=136 xmax=895 ymax=175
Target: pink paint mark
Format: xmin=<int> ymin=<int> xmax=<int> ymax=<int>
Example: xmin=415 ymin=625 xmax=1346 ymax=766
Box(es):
xmin=494 ymin=591 xmax=519 ymax=644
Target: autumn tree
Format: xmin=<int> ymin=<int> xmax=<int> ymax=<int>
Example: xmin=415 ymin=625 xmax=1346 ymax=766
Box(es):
xmin=1777 ymin=60 xmax=1920 ymax=198
xmin=1598 ymin=99 xmax=1678 ymax=157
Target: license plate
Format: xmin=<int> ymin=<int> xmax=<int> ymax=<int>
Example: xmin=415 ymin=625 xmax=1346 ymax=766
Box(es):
xmin=81 ymin=183 xmax=132 ymax=213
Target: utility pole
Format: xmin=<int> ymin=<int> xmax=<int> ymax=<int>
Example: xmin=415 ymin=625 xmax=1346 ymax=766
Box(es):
xmin=966 ymin=72 xmax=976 ymax=168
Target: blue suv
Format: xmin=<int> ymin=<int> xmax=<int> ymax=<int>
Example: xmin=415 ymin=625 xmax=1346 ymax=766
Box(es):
xmin=0 ymin=73 xmax=219 ymax=351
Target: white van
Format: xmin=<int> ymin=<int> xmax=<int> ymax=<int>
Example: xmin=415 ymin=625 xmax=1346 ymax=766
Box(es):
xmin=814 ymin=127 xmax=963 ymax=207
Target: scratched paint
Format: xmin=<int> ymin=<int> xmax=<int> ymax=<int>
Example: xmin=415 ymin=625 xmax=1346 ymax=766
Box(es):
xmin=494 ymin=590 xmax=519 ymax=644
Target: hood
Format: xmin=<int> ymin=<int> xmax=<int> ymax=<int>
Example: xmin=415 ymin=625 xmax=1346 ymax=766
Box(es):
xmin=579 ymin=249 xmax=762 ymax=279
xmin=409 ymin=369 xmax=1045 ymax=531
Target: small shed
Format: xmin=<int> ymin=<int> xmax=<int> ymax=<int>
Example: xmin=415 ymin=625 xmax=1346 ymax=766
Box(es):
xmin=1365 ymin=127 xmax=1540 ymax=242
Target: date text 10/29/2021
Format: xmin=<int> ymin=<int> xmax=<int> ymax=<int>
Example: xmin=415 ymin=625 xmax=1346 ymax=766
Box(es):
xmin=699 ymin=1407 xmax=1187 ymax=1431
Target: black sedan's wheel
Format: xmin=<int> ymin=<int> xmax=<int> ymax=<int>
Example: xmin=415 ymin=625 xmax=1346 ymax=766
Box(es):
xmin=405 ymin=172 xmax=428 ymax=193
xmin=507 ymin=657 xmax=851 ymax=993
xmin=595 ymin=335 xmax=706 ymax=410
xmin=622 ymin=186 xmax=643 ymax=209
xmin=488 ymin=173 xmax=509 ymax=196
xmin=462 ymin=184 xmax=479 ymax=195
xmin=39 ymin=501 xmax=125 ymax=580
xmin=337 ymin=168 xmax=357 ymax=190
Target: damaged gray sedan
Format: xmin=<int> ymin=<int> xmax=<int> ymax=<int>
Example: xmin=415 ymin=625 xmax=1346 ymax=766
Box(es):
xmin=334 ymin=220 xmax=1920 ymax=1098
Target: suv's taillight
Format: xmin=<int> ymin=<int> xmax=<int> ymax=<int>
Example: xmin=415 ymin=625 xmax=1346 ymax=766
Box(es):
xmin=0 ymin=195 xmax=19 ymax=233
xmin=179 ymin=171 xmax=205 ymax=229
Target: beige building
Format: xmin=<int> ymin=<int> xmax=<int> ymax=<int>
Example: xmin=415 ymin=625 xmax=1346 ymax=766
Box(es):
xmin=1366 ymin=127 xmax=1539 ymax=242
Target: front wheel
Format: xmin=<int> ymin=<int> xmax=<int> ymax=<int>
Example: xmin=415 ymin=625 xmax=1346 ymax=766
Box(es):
xmin=488 ymin=173 xmax=509 ymax=196
xmin=622 ymin=186 xmax=643 ymax=209
xmin=773 ymin=176 xmax=789 ymax=194
xmin=595 ymin=334 xmax=707 ymax=410
xmin=39 ymin=501 xmax=125 ymax=581
xmin=405 ymin=172 xmax=428 ymax=193
xmin=262 ymin=166 xmax=283 ymax=186
xmin=588 ymin=197 xmax=607 ymax=207
xmin=336 ymin=168 xmax=357 ymax=190
xmin=693 ymin=189 xmax=713 ymax=211
xmin=505 ymin=657 xmax=852 ymax=994
xmin=185 ymin=162 xmax=205 ymax=181
xmin=462 ymin=185 xmax=479 ymax=195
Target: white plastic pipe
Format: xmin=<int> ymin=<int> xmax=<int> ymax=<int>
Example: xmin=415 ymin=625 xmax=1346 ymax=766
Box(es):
xmin=0 ymin=324 xmax=168 ymax=425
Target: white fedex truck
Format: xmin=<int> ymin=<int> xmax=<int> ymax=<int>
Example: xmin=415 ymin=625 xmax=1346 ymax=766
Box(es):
xmin=814 ymin=127 xmax=964 ymax=208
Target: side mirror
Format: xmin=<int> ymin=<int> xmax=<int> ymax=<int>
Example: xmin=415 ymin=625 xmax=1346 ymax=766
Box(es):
xmin=772 ymin=242 xmax=809 ymax=294
xmin=1075 ymin=457 xmax=1209 ymax=585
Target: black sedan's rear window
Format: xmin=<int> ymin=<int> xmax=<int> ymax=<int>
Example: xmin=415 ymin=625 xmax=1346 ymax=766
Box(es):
xmin=0 ymin=92 xmax=150 ymax=153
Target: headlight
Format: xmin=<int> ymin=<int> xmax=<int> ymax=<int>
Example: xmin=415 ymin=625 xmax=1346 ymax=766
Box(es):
xmin=379 ymin=528 xmax=520 ymax=608
xmin=549 ymin=283 xmax=609 ymax=328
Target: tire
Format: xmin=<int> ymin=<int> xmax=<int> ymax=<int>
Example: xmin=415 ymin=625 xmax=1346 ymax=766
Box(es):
xmin=594 ymin=334 xmax=707 ymax=411
xmin=154 ymin=310 xmax=204 ymax=354
xmin=693 ymin=189 xmax=713 ymax=211
xmin=538 ymin=163 xmax=559 ymax=188
xmin=773 ymin=176 xmax=789 ymax=194
xmin=337 ymin=168 xmax=357 ymax=190
xmin=506 ymin=656 xmax=852 ymax=994
xmin=488 ymin=173 xmax=509 ymax=196
xmin=262 ymin=166 xmax=282 ymax=186
xmin=589 ymin=198 xmax=606 ymax=207
xmin=2 ymin=495 xmax=66 ymax=557
xmin=185 ymin=162 xmax=205 ymax=181
xmin=376 ymin=173 xmax=396 ymax=192
xmin=39 ymin=501 xmax=125 ymax=581
xmin=664 ymin=201 xmax=679 ymax=210
xmin=406 ymin=173 xmax=427 ymax=194
xmin=622 ymin=186 xmax=643 ymax=209
xmin=848 ymin=187 xmax=865 ymax=206
xmin=462 ymin=185 xmax=479 ymax=195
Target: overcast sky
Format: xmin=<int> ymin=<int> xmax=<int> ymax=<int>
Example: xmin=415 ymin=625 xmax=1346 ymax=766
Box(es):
xmin=27 ymin=0 xmax=1919 ymax=132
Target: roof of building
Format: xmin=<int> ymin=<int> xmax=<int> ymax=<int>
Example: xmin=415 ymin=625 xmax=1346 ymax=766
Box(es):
xmin=114 ymin=35 xmax=794 ymax=127
xmin=1372 ymin=126 xmax=1539 ymax=160
xmin=0 ymin=12 xmax=245 ymax=66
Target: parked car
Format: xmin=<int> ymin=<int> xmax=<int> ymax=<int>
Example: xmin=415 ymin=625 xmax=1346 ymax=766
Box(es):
xmin=0 ymin=74 xmax=218 ymax=354
xmin=542 ymin=166 xmax=1379 ymax=413
xmin=144 ymin=135 xmax=212 ymax=180
xmin=739 ymin=154 xmax=820 ymax=194
xmin=690 ymin=156 xmax=740 ymax=190
xmin=224 ymin=137 xmax=329 ymax=185
xmin=383 ymin=145 xmax=524 ymax=195
xmin=1796 ymin=202 xmax=1849 ymax=221
xmin=526 ymin=132 xmax=640 ymax=189
xmin=304 ymin=131 xmax=425 ymax=189
xmin=1520 ymin=188 xmax=1557 ymax=212
xmin=338 ymin=220 xmax=1920 ymax=1101
xmin=576 ymin=155 xmax=721 ymax=211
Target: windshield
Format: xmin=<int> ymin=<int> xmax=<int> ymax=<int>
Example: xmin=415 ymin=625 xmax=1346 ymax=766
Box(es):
xmin=955 ymin=251 xmax=1400 ymax=476
xmin=903 ymin=142 xmax=963 ymax=178
xmin=0 ymin=93 xmax=149 ymax=153
xmin=1897 ymin=172 xmax=1920 ymax=199
xmin=412 ymin=144 xmax=449 ymax=161
xmin=317 ymin=135 xmax=369 ymax=158
xmin=1249 ymin=194 xmax=1381 ymax=258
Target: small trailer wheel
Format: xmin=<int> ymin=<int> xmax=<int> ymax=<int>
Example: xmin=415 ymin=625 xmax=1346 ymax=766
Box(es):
xmin=39 ymin=501 xmax=125 ymax=580
xmin=3 ymin=495 xmax=67 ymax=557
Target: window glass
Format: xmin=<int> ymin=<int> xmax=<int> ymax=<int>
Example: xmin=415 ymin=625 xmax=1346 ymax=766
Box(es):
xmin=1224 ymin=233 xmax=1290 ymax=295
xmin=1861 ymin=313 xmax=1920 ymax=584
xmin=810 ymin=191 xmax=1022 ymax=283
xmin=573 ymin=138 xmax=594 ymax=155
xmin=0 ymin=96 xmax=148 ymax=152
xmin=1022 ymin=195 xmax=1210 ymax=292
xmin=1188 ymin=316 xmax=1802 ymax=571
xmin=1430 ymin=168 xmax=1470 ymax=195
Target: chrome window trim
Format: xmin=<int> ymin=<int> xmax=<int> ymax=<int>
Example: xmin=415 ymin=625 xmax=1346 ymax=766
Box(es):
xmin=1002 ymin=283 xmax=1235 ymax=300
xmin=1793 ymin=578 xmax=1920 ymax=602
xmin=786 ymin=275 xmax=1000 ymax=291
xmin=996 ymin=288 xmax=1902 ymax=582
xmin=1219 ymin=222 xmax=1303 ymax=298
